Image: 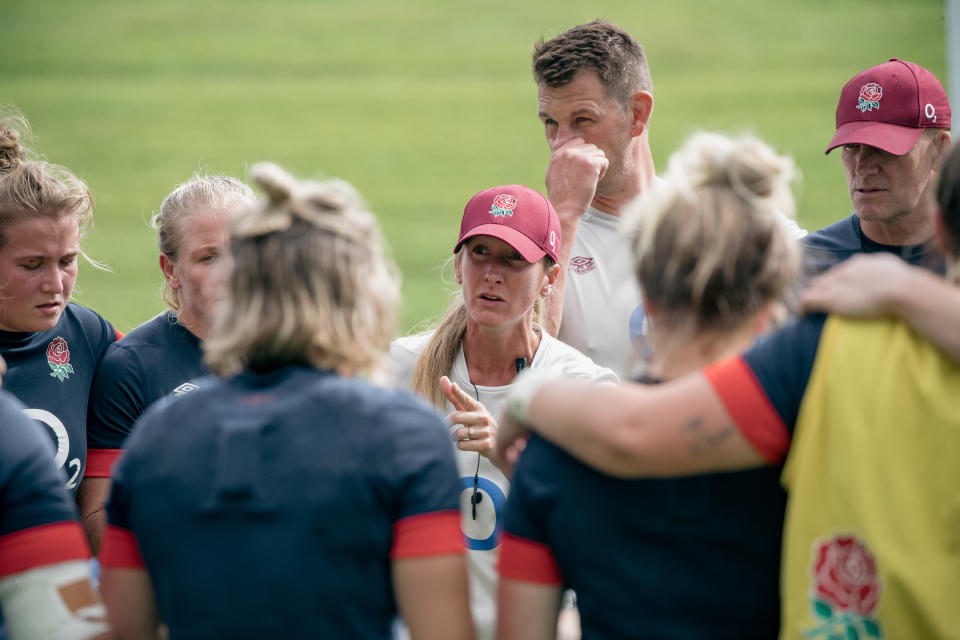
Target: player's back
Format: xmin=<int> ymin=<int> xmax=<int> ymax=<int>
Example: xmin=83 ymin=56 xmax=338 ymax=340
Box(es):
xmin=106 ymin=364 xmax=457 ymax=639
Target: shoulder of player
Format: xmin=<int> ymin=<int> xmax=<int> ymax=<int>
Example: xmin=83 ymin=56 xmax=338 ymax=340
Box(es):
xmin=801 ymin=213 xmax=860 ymax=253
xmin=90 ymin=338 xmax=147 ymax=399
xmin=533 ymin=333 xmax=620 ymax=384
xmin=116 ymin=374 xmax=219 ymax=458
xmin=112 ymin=312 xmax=179 ymax=346
xmin=389 ymin=331 xmax=432 ymax=360
xmin=323 ymin=373 xmax=444 ymax=424
xmin=385 ymin=331 xmax=434 ymax=387
xmin=59 ymin=303 xmax=119 ymax=353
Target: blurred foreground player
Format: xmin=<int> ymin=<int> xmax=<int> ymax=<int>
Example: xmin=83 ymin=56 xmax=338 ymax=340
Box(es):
xmin=498 ymin=142 xmax=960 ymax=638
xmin=496 ymin=132 xmax=801 ymax=639
xmin=99 ymin=163 xmax=474 ymax=639
xmin=84 ymin=174 xmax=255 ymax=552
xmin=0 ymin=355 xmax=109 ymax=639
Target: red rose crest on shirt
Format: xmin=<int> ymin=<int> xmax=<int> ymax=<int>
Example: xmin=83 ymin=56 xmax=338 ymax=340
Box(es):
xmin=489 ymin=194 xmax=518 ymax=217
xmin=857 ymin=83 xmax=883 ymax=112
xmin=806 ymin=534 xmax=883 ymax=639
xmin=46 ymin=336 xmax=74 ymax=382
xmin=570 ymin=256 xmax=596 ymax=275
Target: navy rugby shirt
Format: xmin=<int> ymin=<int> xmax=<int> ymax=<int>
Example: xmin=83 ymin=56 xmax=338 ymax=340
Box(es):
xmin=501 ymin=373 xmax=789 ymax=639
xmin=102 ymin=365 xmax=463 ymax=639
xmin=802 ymin=214 xmax=944 ymax=277
xmin=0 ymin=303 xmax=117 ymax=493
xmin=88 ymin=312 xmax=207 ymax=473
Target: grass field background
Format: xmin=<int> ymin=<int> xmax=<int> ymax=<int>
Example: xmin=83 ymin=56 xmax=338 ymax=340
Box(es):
xmin=1 ymin=0 xmax=947 ymax=334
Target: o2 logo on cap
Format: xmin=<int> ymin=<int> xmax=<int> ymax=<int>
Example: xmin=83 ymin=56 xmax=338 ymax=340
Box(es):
xmin=489 ymin=194 xmax=518 ymax=218
xmin=926 ymin=103 xmax=937 ymax=122
xmin=548 ymin=230 xmax=557 ymax=250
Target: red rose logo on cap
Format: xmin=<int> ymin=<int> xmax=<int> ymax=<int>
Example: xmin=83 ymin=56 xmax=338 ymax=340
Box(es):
xmin=489 ymin=194 xmax=518 ymax=218
xmin=46 ymin=336 xmax=74 ymax=382
xmin=857 ymin=83 xmax=883 ymax=112
xmin=805 ymin=534 xmax=883 ymax=639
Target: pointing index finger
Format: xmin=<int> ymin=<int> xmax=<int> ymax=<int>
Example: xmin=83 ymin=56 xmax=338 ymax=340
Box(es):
xmin=440 ymin=376 xmax=481 ymax=412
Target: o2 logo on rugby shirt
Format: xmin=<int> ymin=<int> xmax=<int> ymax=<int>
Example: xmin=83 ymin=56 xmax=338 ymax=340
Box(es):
xmin=459 ymin=476 xmax=507 ymax=551
xmin=23 ymin=409 xmax=82 ymax=490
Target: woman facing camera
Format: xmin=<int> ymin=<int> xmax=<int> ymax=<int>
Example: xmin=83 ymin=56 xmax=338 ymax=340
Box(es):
xmin=389 ymin=184 xmax=617 ymax=640
xmin=0 ymin=111 xmax=118 ymax=500
xmin=83 ymin=174 xmax=255 ymax=552
xmin=498 ymin=136 xmax=960 ymax=638
xmin=99 ymin=164 xmax=474 ymax=640
xmin=497 ymin=132 xmax=801 ymax=640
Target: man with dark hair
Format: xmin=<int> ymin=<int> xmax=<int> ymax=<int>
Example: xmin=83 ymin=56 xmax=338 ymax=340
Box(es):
xmin=532 ymin=20 xmax=657 ymax=377
xmin=804 ymin=58 xmax=952 ymax=275
xmin=533 ymin=21 xmax=803 ymax=377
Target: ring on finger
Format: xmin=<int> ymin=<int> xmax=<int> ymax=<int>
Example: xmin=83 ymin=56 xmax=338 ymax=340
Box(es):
xmin=468 ymin=427 xmax=474 ymax=439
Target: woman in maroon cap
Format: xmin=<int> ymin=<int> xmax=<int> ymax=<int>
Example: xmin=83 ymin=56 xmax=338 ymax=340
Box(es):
xmin=389 ymin=184 xmax=618 ymax=640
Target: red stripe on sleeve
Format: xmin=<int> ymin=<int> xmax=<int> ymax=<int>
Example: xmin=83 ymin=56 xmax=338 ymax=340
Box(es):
xmin=99 ymin=525 xmax=144 ymax=568
xmin=391 ymin=510 xmax=463 ymax=559
xmin=497 ymin=533 xmax=562 ymax=585
xmin=84 ymin=449 xmax=123 ymax=478
xmin=703 ymin=356 xmax=790 ymax=464
xmin=115 ymin=329 xmax=125 ymax=340
xmin=0 ymin=521 xmax=90 ymax=577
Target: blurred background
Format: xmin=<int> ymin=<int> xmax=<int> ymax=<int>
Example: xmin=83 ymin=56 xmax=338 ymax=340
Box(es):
xmin=1 ymin=0 xmax=947 ymax=333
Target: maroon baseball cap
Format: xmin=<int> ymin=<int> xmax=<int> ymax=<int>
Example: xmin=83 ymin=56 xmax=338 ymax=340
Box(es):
xmin=826 ymin=58 xmax=951 ymax=156
xmin=454 ymin=185 xmax=562 ymax=263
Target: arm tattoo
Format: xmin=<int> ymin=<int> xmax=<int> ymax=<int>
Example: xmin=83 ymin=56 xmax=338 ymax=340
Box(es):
xmin=683 ymin=417 xmax=734 ymax=456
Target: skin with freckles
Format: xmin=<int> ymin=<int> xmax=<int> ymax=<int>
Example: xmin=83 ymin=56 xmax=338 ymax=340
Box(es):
xmin=0 ymin=214 xmax=80 ymax=333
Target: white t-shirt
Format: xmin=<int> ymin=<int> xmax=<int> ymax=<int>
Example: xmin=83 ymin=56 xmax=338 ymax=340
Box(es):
xmin=558 ymin=206 xmax=641 ymax=378
xmin=388 ymin=330 xmax=618 ymax=640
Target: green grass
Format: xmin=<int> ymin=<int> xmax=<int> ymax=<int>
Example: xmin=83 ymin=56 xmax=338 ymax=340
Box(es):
xmin=1 ymin=0 xmax=946 ymax=333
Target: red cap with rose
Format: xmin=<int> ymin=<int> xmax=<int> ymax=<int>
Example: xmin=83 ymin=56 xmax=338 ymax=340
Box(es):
xmin=455 ymin=185 xmax=562 ymax=263
xmin=825 ymin=58 xmax=951 ymax=156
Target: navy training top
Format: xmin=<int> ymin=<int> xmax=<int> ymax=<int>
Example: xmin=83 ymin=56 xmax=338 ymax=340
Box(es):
xmin=87 ymin=312 xmax=206 ymax=472
xmin=502 ymin=390 xmax=789 ymax=639
xmin=802 ymin=213 xmax=944 ymax=277
xmin=0 ymin=303 xmax=117 ymax=493
xmin=0 ymin=390 xmax=91 ymax=632
xmin=102 ymin=365 xmax=463 ymax=639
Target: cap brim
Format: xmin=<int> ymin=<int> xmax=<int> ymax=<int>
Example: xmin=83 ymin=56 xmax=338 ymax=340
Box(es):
xmin=454 ymin=224 xmax=547 ymax=263
xmin=825 ymin=121 xmax=924 ymax=156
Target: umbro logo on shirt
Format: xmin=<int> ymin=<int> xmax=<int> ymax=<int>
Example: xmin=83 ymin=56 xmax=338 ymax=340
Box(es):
xmin=570 ymin=256 xmax=596 ymax=275
xmin=172 ymin=382 xmax=199 ymax=397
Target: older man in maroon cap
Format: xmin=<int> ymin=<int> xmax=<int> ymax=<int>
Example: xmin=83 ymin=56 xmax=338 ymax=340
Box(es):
xmin=804 ymin=58 xmax=952 ymax=275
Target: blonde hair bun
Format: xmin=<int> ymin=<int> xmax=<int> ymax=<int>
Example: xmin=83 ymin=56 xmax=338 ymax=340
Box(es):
xmin=0 ymin=115 xmax=27 ymax=173
xmin=624 ymin=131 xmax=801 ymax=335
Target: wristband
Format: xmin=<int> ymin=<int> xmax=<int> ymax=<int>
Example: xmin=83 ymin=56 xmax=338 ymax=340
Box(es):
xmin=506 ymin=371 xmax=561 ymax=425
